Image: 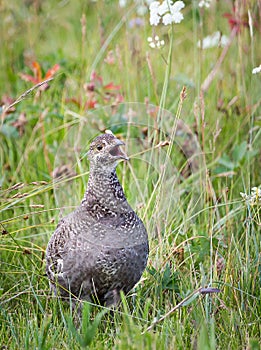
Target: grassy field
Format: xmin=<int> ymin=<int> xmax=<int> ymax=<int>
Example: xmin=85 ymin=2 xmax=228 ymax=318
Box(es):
xmin=0 ymin=0 xmax=260 ymax=349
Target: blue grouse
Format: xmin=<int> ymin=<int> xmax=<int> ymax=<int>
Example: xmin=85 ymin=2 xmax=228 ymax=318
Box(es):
xmin=46 ymin=133 xmax=149 ymax=306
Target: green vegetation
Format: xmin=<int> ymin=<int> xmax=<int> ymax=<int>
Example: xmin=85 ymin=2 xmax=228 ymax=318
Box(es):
xmin=0 ymin=1 xmax=260 ymax=349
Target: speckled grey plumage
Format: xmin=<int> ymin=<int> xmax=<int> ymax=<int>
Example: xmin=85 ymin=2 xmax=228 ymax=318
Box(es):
xmin=46 ymin=133 xmax=149 ymax=306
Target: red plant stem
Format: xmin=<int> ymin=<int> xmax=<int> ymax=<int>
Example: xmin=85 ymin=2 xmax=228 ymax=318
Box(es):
xmin=201 ymin=27 xmax=237 ymax=93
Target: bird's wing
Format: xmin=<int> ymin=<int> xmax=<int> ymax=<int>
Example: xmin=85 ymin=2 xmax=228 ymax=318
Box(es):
xmin=46 ymin=219 xmax=72 ymax=279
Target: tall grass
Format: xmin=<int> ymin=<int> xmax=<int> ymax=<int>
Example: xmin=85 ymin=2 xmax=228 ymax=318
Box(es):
xmin=0 ymin=1 xmax=260 ymax=349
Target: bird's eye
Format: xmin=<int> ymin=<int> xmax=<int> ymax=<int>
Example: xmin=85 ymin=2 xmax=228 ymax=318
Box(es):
xmin=96 ymin=144 xmax=103 ymax=151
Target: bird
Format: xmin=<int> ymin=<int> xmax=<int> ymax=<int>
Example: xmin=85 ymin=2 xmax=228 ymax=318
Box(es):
xmin=46 ymin=132 xmax=149 ymax=307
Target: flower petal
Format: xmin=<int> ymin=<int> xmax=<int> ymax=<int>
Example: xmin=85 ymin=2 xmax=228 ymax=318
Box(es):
xmin=171 ymin=0 xmax=185 ymax=12
xmin=150 ymin=12 xmax=161 ymax=25
xmin=162 ymin=13 xmax=172 ymax=25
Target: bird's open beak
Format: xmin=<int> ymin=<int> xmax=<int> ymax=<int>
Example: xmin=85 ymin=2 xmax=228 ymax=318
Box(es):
xmin=109 ymin=139 xmax=129 ymax=161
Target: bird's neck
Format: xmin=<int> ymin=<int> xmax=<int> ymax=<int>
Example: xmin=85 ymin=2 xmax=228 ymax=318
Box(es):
xmin=81 ymin=167 xmax=128 ymax=211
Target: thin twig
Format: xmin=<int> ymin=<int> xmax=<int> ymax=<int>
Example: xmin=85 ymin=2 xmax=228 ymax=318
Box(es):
xmin=1 ymin=77 xmax=54 ymax=116
xmin=0 ymin=288 xmax=32 ymax=304
xmin=143 ymin=287 xmax=220 ymax=333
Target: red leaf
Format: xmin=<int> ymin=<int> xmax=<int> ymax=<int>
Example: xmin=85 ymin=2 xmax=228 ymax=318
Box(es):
xmin=85 ymin=99 xmax=98 ymax=109
xmin=19 ymin=73 xmax=38 ymax=84
xmin=223 ymin=11 xmax=249 ymax=33
xmin=104 ymin=82 xmax=121 ymax=91
xmin=32 ymin=61 xmax=42 ymax=82
xmin=45 ymin=63 xmax=60 ymax=79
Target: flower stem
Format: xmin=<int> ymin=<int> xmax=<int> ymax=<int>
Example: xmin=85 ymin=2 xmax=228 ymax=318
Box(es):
xmin=157 ymin=25 xmax=174 ymax=126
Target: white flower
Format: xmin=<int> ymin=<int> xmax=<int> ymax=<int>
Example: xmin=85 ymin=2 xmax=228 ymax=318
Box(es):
xmin=150 ymin=1 xmax=160 ymax=11
xmin=150 ymin=13 xmax=161 ymax=25
xmin=171 ymin=1 xmax=185 ymax=23
xmin=119 ymin=0 xmax=127 ymax=7
xmin=162 ymin=13 xmax=172 ymax=25
xmin=240 ymin=192 xmax=248 ymax=200
xmin=198 ymin=0 xmax=212 ymax=8
xmin=171 ymin=1 xmax=185 ymax=14
xmin=162 ymin=8 xmax=184 ymax=24
xmin=158 ymin=1 xmax=169 ymax=15
xmin=149 ymin=0 xmax=185 ymax=26
xmin=149 ymin=3 xmax=161 ymax=26
xmin=198 ymin=31 xmax=229 ymax=49
xmin=240 ymin=186 xmax=261 ymax=206
xmin=147 ymin=35 xmax=165 ymax=49
xmin=220 ymin=35 xmax=229 ymax=47
xmin=252 ymin=65 xmax=261 ymax=74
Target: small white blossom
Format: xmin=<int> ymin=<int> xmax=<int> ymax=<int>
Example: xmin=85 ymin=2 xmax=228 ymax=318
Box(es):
xmin=198 ymin=0 xmax=212 ymax=8
xmin=150 ymin=1 xmax=160 ymax=9
xmin=240 ymin=186 xmax=261 ymax=206
xmin=162 ymin=13 xmax=172 ymax=25
xmin=198 ymin=31 xmax=229 ymax=49
xmin=240 ymin=192 xmax=248 ymax=200
xmin=147 ymin=35 xmax=165 ymax=48
xmin=150 ymin=8 xmax=161 ymax=25
xmin=170 ymin=0 xmax=185 ymax=22
xmin=252 ymin=65 xmax=261 ymax=74
xmin=158 ymin=1 xmax=168 ymax=15
xmin=149 ymin=0 xmax=185 ymax=26
xmin=119 ymin=0 xmax=127 ymax=7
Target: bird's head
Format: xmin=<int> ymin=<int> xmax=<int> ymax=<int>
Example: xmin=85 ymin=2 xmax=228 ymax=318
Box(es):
xmin=87 ymin=133 xmax=129 ymax=171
